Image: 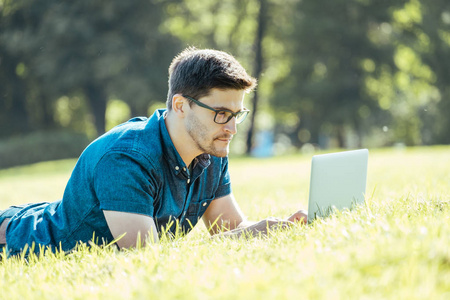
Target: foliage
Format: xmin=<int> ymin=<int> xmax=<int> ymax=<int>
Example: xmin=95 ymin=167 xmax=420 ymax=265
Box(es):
xmin=393 ymin=0 xmax=450 ymax=144
xmin=271 ymin=0 xmax=406 ymax=148
xmin=1 ymin=0 xmax=449 ymax=151
xmin=269 ymin=0 xmax=449 ymax=148
xmin=0 ymin=147 xmax=449 ymax=299
xmin=0 ymin=130 xmax=89 ymax=169
xmin=0 ymin=0 xmax=181 ymax=136
xmin=163 ymin=0 xmax=258 ymax=65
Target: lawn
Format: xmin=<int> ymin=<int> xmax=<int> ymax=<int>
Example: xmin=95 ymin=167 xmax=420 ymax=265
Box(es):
xmin=0 ymin=146 xmax=449 ymax=299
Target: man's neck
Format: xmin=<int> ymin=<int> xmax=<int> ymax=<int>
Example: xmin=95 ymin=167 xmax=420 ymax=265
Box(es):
xmin=164 ymin=112 xmax=201 ymax=167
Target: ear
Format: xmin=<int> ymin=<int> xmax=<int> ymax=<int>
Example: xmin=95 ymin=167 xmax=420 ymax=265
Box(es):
xmin=171 ymin=94 xmax=188 ymax=117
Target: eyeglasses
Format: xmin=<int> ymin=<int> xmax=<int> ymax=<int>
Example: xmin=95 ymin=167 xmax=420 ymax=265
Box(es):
xmin=183 ymin=95 xmax=250 ymax=124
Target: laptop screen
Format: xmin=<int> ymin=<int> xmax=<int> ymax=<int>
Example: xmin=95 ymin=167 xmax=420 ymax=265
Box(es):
xmin=307 ymin=149 xmax=368 ymax=222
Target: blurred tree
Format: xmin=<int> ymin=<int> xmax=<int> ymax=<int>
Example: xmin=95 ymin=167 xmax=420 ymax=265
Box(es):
xmin=369 ymin=0 xmax=446 ymax=146
xmin=245 ymin=0 xmax=267 ymax=154
xmin=2 ymin=0 xmax=449 ymax=150
xmin=272 ymin=0 xmax=406 ymax=148
xmin=35 ymin=0 xmax=181 ymax=134
xmin=412 ymin=0 xmax=450 ymax=144
xmin=163 ymin=0 xmax=257 ymax=60
xmin=1 ymin=0 xmax=181 ymax=136
xmin=0 ymin=0 xmax=55 ymax=137
xmin=0 ymin=50 xmax=30 ymax=137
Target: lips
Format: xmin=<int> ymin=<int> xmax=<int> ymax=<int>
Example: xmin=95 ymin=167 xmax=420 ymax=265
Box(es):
xmin=217 ymin=138 xmax=232 ymax=142
xmin=215 ymin=135 xmax=233 ymax=142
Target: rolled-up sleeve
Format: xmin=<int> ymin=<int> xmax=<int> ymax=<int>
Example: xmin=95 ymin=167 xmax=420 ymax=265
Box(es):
xmin=214 ymin=157 xmax=232 ymax=199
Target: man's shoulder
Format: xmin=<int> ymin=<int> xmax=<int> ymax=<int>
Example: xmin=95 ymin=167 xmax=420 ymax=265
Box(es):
xmin=79 ymin=110 xmax=166 ymax=167
xmin=108 ymin=113 xmax=160 ymax=143
xmin=104 ymin=110 xmax=164 ymax=146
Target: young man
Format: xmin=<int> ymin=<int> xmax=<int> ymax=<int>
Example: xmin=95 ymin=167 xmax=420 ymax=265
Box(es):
xmin=0 ymin=48 xmax=307 ymax=256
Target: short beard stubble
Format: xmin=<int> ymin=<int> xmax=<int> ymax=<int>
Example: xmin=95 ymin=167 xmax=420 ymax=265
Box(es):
xmin=185 ymin=113 xmax=231 ymax=158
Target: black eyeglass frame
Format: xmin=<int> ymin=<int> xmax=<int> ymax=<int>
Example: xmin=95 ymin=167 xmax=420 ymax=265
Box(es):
xmin=183 ymin=95 xmax=250 ymax=124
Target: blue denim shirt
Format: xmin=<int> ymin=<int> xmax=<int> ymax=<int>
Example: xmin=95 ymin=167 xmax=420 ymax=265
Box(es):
xmin=5 ymin=109 xmax=231 ymax=255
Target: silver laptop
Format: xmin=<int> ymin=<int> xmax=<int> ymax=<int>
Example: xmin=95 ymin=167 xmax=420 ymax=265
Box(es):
xmin=307 ymin=149 xmax=368 ymax=223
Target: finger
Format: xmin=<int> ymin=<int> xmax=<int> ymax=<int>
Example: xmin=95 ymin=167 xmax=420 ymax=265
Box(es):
xmin=270 ymin=220 xmax=293 ymax=231
xmin=288 ymin=211 xmax=308 ymax=224
xmin=296 ymin=215 xmax=307 ymax=224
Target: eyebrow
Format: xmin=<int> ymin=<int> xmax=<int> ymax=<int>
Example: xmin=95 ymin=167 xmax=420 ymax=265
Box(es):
xmin=212 ymin=106 xmax=247 ymax=113
xmin=183 ymin=95 xmax=246 ymax=114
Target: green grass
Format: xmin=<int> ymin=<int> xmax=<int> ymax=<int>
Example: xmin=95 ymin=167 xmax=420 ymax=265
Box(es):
xmin=0 ymin=146 xmax=449 ymax=299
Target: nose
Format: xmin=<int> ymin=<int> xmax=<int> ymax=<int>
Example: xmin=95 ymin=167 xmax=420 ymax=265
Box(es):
xmin=224 ymin=117 xmax=237 ymax=135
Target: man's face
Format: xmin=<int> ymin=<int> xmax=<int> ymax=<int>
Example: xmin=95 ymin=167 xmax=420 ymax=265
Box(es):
xmin=185 ymin=88 xmax=246 ymax=157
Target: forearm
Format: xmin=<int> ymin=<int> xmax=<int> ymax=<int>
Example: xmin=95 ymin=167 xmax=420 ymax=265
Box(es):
xmin=236 ymin=219 xmax=256 ymax=229
xmin=103 ymin=210 xmax=159 ymax=249
xmin=203 ymin=193 xmax=307 ymax=238
xmin=227 ymin=220 xmax=260 ymax=238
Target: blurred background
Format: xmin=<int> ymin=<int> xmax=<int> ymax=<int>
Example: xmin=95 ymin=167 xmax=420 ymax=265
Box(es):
xmin=1 ymin=0 xmax=449 ymax=168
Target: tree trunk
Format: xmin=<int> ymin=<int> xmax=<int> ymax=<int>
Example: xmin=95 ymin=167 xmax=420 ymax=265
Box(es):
xmin=336 ymin=125 xmax=345 ymax=148
xmin=85 ymin=83 xmax=107 ymax=136
xmin=245 ymin=0 xmax=267 ymax=155
xmin=2 ymin=56 xmax=30 ymax=136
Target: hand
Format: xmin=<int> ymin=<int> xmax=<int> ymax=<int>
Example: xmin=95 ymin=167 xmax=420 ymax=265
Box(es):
xmin=248 ymin=217 xmax=293 ymax=234
xmin=213 ymin=210 xmax=308 ymax=239
xmin=287 ymin=209 xmax=308 ymax=225
xmin=219 ymin=217 xmax=293 ymax=239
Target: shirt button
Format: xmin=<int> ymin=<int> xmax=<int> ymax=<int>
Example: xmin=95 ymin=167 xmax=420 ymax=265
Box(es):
xmin=202 ymin=202 xmax=207 ymax=207
xmin=175 ymin=166 xmax=179 ymax=171
xmin=187 ymin=179 xmax=190 ymax=184
xmin=183 ymin=167 xmax=186 ymax=171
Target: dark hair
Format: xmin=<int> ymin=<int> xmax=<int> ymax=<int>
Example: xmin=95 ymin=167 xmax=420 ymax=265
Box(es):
xmin=166 ymin=47 xmax=257 ymax=110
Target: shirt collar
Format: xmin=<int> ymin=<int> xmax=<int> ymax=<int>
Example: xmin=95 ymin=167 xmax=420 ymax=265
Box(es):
xmin=196 ymin=154 xmax=211 ymax=168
